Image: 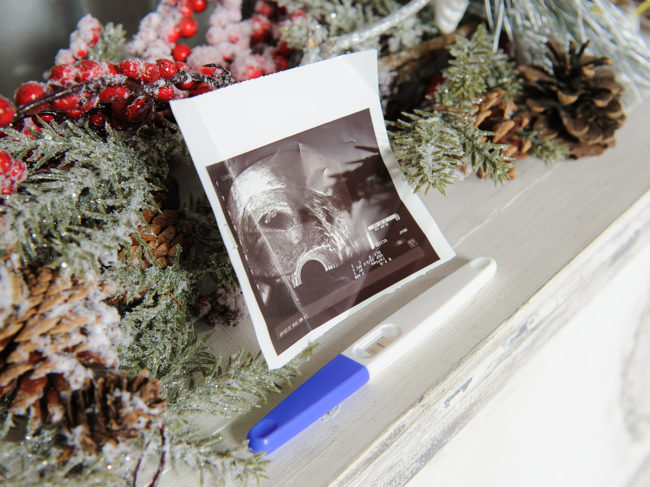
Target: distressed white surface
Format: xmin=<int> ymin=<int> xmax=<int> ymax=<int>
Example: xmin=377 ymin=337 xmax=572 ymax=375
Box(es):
xmin=407 ymin=236 xmax=650 ymax=487
xmin=162 ymin=98 xmax=650 ymax=485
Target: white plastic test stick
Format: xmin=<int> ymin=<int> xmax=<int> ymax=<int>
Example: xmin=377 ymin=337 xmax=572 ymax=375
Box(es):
xmin=247 ymin=257 xmax=497 ymax=453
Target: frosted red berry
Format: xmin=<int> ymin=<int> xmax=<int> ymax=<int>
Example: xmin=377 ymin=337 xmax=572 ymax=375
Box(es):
xmin=88 ymin=112 xmax=107 ymax=127
xmin=0 ymin=96 xmax=15 ymax=127
xmin=75 ymin=60 xmax=103 ymax=82
xmin=119 ymin=59 xmax=142 ymax=79
xmin=255 ymin=1 xmax=275 ymax=18
xmin=179 ymin=16 xmax=198 ymax=38
xmin=0 ymin=151 xmax=12 ymax=173
xmin=250 ymin=16 xmax=271 ymax=44
xmin=66 ymin=108 xmax=83 ymax=119
xmin=142 ymin=63 xmax=160 ymax=84
xmin=0 ymin=151 xmax=27 ymax=195
xmin=99 ymin=86 xmax=130 ymax=103
xmin=15 ymin=82 xmax=45 ymax=106
xmin=178 ymin=0 xmax=193 ymax=16
xmin=52 ymin=94 xmax=79 ymax=112
xmin=49 ymin=64 xmax=74 ymax=84
xmin=168 ymin=24 xmax=181 ymax=44
xmin=155 ymin=86 xmax=176 ymax=102
xmin=126 ymin=97 xmax=147 ymax=121
xmin=172 ymin=44 xmax=192 ymax=62
xmin=157 ymin=59 xmax=178 ymax=79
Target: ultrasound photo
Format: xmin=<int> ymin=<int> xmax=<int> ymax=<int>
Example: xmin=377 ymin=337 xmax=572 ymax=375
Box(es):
xmin=207 ymin=109 xmax=440 ymax=354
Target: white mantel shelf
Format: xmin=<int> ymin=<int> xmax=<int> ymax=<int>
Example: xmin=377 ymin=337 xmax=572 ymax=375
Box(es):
xmin=187 ymin=98 xmax=650 ymax=486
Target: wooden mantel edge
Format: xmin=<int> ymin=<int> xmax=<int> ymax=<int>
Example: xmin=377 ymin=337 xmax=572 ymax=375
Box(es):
xmin=332 ymin=188 xmax=650 ymax=487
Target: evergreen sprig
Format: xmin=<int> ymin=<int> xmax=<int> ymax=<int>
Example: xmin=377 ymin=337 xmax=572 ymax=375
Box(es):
xmin=390 ymin=110 xmax=463 ymax=194
xmin=87 ymin=22 xmax=128 ymax=62
xmin=391 ymin=24 xmax=524 ymax=194
xmin=437 ymin=24 xmax=522 ymax=105
xmin=0 ymin=121 xmax=175 ymax=274
xmin=169 ymin=432 xmax=267 ymax=486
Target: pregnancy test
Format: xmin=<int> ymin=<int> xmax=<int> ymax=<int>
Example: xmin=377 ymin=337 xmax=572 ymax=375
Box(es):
xmin=247 ymin=256 xmax=497 ymax=454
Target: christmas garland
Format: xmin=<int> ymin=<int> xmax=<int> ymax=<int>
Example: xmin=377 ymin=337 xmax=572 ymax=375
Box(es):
xmin=0 ymin=0 xmax=648 ymax=485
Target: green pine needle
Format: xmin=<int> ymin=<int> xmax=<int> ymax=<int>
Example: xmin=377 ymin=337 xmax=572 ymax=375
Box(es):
xmin=87 ymin=22 xmax=128 ymax=62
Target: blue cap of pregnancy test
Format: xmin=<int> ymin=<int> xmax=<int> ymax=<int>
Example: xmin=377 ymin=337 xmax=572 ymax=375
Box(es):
xmin=247 ymin=354 xmax=369 ymax=454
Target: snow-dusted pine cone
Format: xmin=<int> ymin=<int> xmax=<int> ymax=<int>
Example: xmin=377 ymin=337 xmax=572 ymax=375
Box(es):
xmin=131 ymin=207 xmax=194 ymax=267
xmin=517 ymin=40 xmax=625 ymax=158
xmin=57 ymin=370 xmax=166 ymax=454
xmin=0 ymin=265 xmax=120 ymax=429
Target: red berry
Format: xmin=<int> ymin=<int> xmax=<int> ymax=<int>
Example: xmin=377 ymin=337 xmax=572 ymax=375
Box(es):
xmin=175 ymin=77 xmax=195 ymax=90
xmin=119 ymin=59 xmax=142 ymax=79
xmin=66 ymin=108 xmax=83 ymax=119
xmin=425 ymin=73 xmax=445 ymax=95
xmin=49 ymin=64 xmax=74 ymax=83
xmin=156 ymin=59 xmax=178 ymax=79
xmin=178 ymin=0 xmax=193 ymax=16
xmin=191 ymin=0 xmax=207 ymax=12
xmin=38 ymin=114 xmax=54 ymax=123
xmin=172 ymin=44 xmax=192 ymax=62
xmin=255 ymin=1 xmax=274 ymax=18
xmin=276 ymin=41 xmax=293 ymax=57
xmin=291 ymin=11 xmax=306 ymax=20
xmin=167 ymin=24 xmax=181 ymax=44
xmin=178 ymin=16 xmax=198 ymax=38
xmin=9 ymin=162 xmax=25 ymax=180
xmin=274 ymin=55 xmax=289 ymax=71
xmin=126 ymin=97 xmax=147 ymax=121
xmin=90 ymin=26 xmax=102 ymax=47
xmin=189 ymin=83 xmax=212 ymax=97
xmin=0 ymin=96 xmax=15 ymax=127
xmin=250 ymin=16 xmax=271 ymax=44
xmin=200 ymin=65 xmax=217 ymax=75
xmin=88 ymin=112 xmax=107 ymax=127
xmin=1 ymin=182 xmax=14 ymax=195
xmin=76 ymin=49 xmax=88 ymax=58
xmin=155 ymin=86 xmax=176 ymax=102
xmin=240 ymin=64 xmax=264 ymax=80
xmin=0 ymin=151 xmax=12 ymax=173
xmin=104 ymin=63 xmax=120 ymax=76
xmin=75 ymin=60 xmax=104 ymax=82
xmin=142 ymin=63 xmax=160 ymax=84
xmin=99 ymin=85 xmax=131 ymax=103
xmin=15 ymin=82 xmax=45 ymax=106
xmin=52 ymin=94 xmax=79 ymax=112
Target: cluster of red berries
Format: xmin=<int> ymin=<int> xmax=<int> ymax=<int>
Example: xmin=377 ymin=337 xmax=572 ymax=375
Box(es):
xmin=168 ymin=0 xmax=207 ymax=63
xmin=0 ymin=57 xmax=231 ymax=131
xmin=0 ymin=150 xmax=26 ymax=195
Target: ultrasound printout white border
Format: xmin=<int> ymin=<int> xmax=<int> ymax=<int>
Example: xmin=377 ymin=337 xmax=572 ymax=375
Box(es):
xmin=171 ymin=51 xmax=455 ymax=368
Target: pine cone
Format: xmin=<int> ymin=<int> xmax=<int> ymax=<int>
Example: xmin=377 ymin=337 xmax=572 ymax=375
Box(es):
xmin=57 ymin=370 xmax=166 ymax=454
xmin=474 ymin=89 xmax=532 ymax=178
xmin=517 ymin=40 xmax=625 ymax=158
xmin=0 ymin=266 xmax=120 ymax=426
xmin=130 ymin=205 xmax=194 ymax=267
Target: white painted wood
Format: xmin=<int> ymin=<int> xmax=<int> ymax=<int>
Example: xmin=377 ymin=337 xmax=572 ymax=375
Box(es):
xmin=407 ymin=236 xmax=650 ymax=487
xmin=162 ymin=98 xmax=650 ymax=486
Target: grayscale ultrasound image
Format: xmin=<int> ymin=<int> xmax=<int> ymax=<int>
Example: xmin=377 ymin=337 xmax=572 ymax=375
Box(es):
xmin=207 ymin=109 xmax=439 ymax=353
